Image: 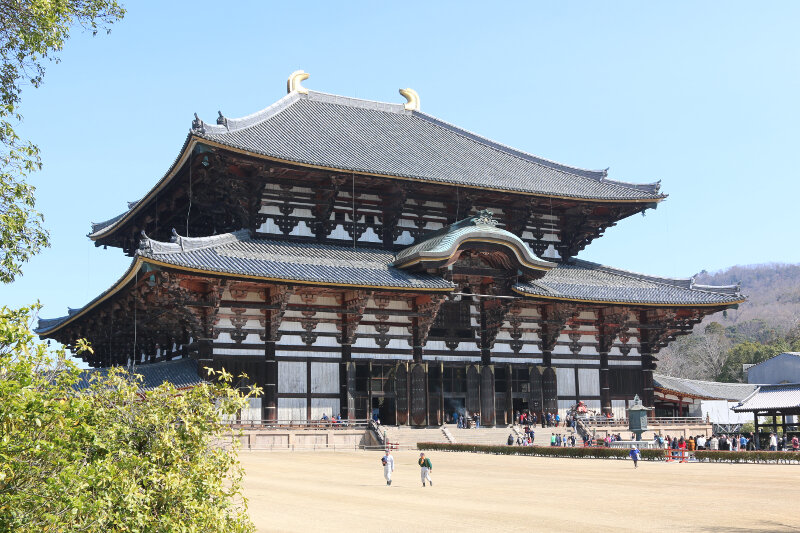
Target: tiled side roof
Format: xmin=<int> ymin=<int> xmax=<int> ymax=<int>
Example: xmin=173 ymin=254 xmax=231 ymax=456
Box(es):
xmin=514 ymin=259 xmax=745 ymax=306
xmin=194 ymin=91 xmax=664 ymax=201
xmin=73 ymin=358 xmax=203 ymax=391
xmin=138 ymin=231 xmax=454 ymax=290
xmin=732 ymin=383 xmax=800 ymax=412
xmin=653 ymin=373 xmax=758 ymax=401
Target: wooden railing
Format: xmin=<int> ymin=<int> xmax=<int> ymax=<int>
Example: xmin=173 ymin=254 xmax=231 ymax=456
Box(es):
xmin=581 ymin=416 xmax=705 ymax=427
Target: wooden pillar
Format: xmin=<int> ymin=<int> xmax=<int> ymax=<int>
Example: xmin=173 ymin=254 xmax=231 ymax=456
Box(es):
xmin=754 ymin=413 xmax=760 ymax=449
xmin=340 ymin=345 xmax=354 ymax=420
xmin=599 ymin=351 xmax=611 ymax=415
xmin=264 ymin=341 xmax=278 ymax=423
xmin=638 ymin=313 xmax=656 ymax=418
xmin=506 ymin=363 xmax=513 ymax=424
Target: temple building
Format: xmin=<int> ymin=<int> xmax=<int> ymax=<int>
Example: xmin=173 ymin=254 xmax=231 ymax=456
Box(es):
xmin=37 ymin=71 xmax=745 ymax=425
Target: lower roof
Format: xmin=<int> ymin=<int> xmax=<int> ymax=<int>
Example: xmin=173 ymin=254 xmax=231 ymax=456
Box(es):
xmin=514 ymin=259 xmax=743 ymax=306
xmin=732 ymin=383 xmax=800 ymax=412
xmin=654 ymin=373 xmax=758 ymax=401
xmin=37 ymin=231 xmax=744 ymax=336
xmin=74 ymin=358 xmax=203 ymax=391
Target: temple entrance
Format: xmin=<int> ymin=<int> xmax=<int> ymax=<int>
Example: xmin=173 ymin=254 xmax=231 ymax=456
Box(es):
xmin=372 ymin=396 xmax=396 ymax=425
xmin=444 ymin=397 xmax=466 ymax=424
xmin=512 ymin=397 xmax=529 ymax=416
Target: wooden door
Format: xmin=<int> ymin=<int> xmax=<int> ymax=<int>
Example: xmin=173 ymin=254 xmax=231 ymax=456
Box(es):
xmin=542 ymin=366 xmax=558 ymax=413
xmin=467 ymin=364 xmax=481 ymax=416
xmin=530 ymin=365 xmax=543 ymax=413
xmin=410 ymin=363 xmax=427 ymax=426
xmin=395 ymin=362 xmax=408 ymax=425
xmin=480 ymin=365 xmax=495 ymax=426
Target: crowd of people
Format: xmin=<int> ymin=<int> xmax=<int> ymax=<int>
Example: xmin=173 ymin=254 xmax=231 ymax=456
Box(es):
xmin=653 ymin=432 xmax=800 ymax=451
xmin=514 ymin=409 xmax=578 ymax=430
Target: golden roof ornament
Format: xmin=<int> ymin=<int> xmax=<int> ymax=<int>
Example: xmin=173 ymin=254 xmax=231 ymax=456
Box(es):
xmin=399 ymin=88 xmax=420 ymax=111
xmin=287 ymin=70 xmax=310 ymax=94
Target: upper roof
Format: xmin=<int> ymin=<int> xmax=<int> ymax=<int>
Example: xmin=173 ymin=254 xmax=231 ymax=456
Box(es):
xmin=392 ymin=210 xmax=554 ymax=272
xmin=653 ymin=373 xmax=758 ymax=401
xmin=90 ymin=86 xmax=665 ymax=239
xmin=195 ymin=90 xmax=664 ymax=201
xmin=732 ymin=383 xmax=800 ymax=412
xmin=513 ymin=259 xmax=744 ymax=307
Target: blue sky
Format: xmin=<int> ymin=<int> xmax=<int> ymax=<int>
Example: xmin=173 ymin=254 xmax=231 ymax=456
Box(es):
xmin=3 ymin=1 xmax=799 ymax=322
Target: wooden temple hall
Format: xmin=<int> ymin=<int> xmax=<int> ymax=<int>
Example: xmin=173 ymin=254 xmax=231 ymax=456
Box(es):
xmin=37 ymin=71 xmax=745 ymax=426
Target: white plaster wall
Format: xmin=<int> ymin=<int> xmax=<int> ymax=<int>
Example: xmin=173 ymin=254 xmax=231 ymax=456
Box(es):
xmin=277 ymin=398 xmax=306 ymax=421
xmin=310 ymin=399 xmax=340 ymax=420
xmin=213 ymin=348 xmax=264 ymax=356
xmin=289 ymin=221 xmax=314 ymax=237
xmin=556 ymin=367 xmax=576 ymax=396
xmin=310 ymin=362 xmax=339 ymax=393
xmin=612 ymin=400 xmax=627 ymax=419
xmin=583 ymin=400 xmax=601 ymax=412
xmin=394 ymin=231 xmax=414 ymax=245
xmin=278 ymin=361 xmax=306 ymax=393
xmin=359 ymin=227 xmax=382 ymax=243
xmin=241 ymin=398 xmax=262 ymax=422
xmin=275 ymin=350 xmax=340 ymax=359
xmin=578 ymin=368 xmax=600 ymax=396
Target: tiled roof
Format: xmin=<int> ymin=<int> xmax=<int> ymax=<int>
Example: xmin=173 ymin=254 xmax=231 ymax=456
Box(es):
xmin=514 ymin=259 xmax=744 ymax=306
xmin=192 ymin=91 xmax=663 ymax=202
xmin=73 ymin=358 xmax=203 ymax=391
xmin=654 ymin=373 xmax=757 ymax=401
xmin=138 ymin=230 xmax=453 ymax=290
xmin=732 ymin=383 xmax=800 ymax=412
xmin=90 ymin=90 xmax=665 ymax=238
xmin=393 ymin=211 xmax=553 ymax=271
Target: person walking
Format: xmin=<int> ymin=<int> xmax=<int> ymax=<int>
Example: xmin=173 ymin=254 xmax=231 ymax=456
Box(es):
xmin=382 ymin=449 xmax=395 ymax=486
xmin=418 ymin=452 xmax=433 ymax=487
xmin=629 ymin=446 xmax=641 ymax=468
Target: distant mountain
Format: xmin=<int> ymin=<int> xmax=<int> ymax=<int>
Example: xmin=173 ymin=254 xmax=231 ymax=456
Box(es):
xmin=695 ymin=263 xmax=800 ymax=336
xmin=657 ymin=263 xmax=800 ymax=380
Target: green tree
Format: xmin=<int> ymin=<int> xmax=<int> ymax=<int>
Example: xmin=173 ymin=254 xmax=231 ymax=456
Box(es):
xmin=0 ymin=0 xmax=125 ymax=282
xmin=717 ymin=340 xmax=788 ymax=382
xmin=0 ymin=305 xmax=257 ymax=532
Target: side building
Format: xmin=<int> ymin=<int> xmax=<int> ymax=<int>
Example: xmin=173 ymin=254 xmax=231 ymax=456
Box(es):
xmin=37 ymin=72 xmax=744 ymax=425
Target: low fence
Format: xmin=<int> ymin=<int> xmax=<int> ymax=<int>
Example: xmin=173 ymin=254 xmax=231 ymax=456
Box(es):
xmin=416 ymin=442 xmax=664 ymax=460
xmin=226 ymin=419 xmax=371 ymax=430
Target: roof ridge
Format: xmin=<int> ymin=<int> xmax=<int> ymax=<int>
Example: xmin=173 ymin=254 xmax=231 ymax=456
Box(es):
xmin=138 ymin=229 xmax=249 ymax=255
xmin=192 ymin=92 xmax=302 ymax=135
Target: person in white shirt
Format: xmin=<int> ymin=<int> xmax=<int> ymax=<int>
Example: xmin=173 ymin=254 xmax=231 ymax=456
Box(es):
xmin=769 ymin=433 xmax=778 ymax=451
xmin=709 ymin=436 xmax=719 ymax=450
xmin=382 ymin=450 xmax=395 ymax=486
xmin=696 ymin=435 xmax=706 ymax=450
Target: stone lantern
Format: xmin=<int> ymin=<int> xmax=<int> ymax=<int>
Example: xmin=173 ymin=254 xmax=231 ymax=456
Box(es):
xmin=627 ymin=395 xmax=653 ymax=441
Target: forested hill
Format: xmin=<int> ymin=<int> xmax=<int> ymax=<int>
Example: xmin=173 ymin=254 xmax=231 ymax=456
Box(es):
xmin=657 ymin=263 xmax=800 ymax=381
xmin=695 ymin=263 xmax=800 ymax=335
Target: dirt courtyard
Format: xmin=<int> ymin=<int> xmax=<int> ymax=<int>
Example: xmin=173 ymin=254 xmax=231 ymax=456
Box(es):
xmin=240 ymin=450 xmax=795 ymax=532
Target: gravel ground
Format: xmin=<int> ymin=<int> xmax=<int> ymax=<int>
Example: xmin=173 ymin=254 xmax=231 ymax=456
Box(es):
xmin=240 ymin=449 xmax=795 ymax=533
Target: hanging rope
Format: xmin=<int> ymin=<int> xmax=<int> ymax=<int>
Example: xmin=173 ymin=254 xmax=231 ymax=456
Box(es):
xmin=132 ymin=269 xmax=138 ymax=369
xmin=186 ymin=156 xmax=193 ymax=237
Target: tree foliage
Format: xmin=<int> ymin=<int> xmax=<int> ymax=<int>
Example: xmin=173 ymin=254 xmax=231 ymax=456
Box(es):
xmin=0 ymin=0 xmax=125 ymax=282
xmin=0 ymin=305 xmax=257 ymax=532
